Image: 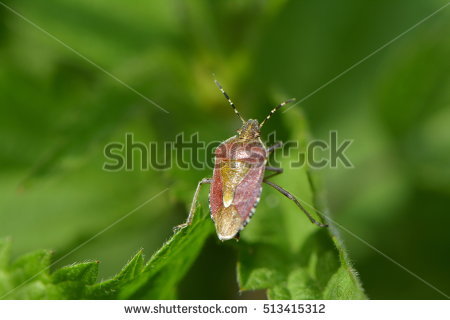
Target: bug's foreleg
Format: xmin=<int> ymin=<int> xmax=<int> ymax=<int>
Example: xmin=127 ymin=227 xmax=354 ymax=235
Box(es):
xmin=263 ymin=180 xmax=328 ymax=227
xmin=267 ymin=142 xmax=283 ymax=153
xmin=265 ymin=143 xmax=284 ymax=179
xmin=173 ymin=178 xmax=212 ymax=232
xmin=264 ymin=166 xmax=283 ymax=179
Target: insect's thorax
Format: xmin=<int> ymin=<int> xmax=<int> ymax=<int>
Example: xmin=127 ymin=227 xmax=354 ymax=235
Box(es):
xmin=215 ymin=136 xmax=266 ymax=162
xmin=215 ymin=119 xmax=266 ymax=160
xmin=237 ymin=119 xmax=260 ymax=141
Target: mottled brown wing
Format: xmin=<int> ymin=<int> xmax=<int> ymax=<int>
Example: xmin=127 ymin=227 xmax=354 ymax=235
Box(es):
xmin=232 ymin=163 xmax=264 ymax=223
xmin=209 ymin=162 xmax=224 ymax=218
xmin=210 ymin=160 xmax=264 ymax=220
xmin=209 ymin=161 xmax=265 ymax=240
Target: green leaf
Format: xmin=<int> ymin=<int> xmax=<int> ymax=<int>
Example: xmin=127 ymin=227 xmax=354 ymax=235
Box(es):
xmin=237 ymin=110 xmax=366 ymax=299
xmin=0 ymin=205 xmax=213 ymax=300
xmin=118 ymin=206 xmax=214 ymax=299
xmin=323 ymin=266 xmax=363 ymax=299
xmin=0 ymin=249 xmax=53 ymax=299
xmin=87 ymin=249 xmax=145 ymax=299
xmin=11 ymin=250 xmax=52 ymax=284
xmin=52 ymin=262 xmax=99 ymax=285
xmin=85 ymin=206 xmax=213 ymax=299
xmin=51 ymin=261 xmax=99 ymax=299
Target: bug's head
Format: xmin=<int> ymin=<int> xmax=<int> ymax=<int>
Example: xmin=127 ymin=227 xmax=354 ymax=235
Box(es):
xmin=237 ymin=119 xmax=260 ymax=140
xmin=214 ymin=79 xmax=296 ymax=135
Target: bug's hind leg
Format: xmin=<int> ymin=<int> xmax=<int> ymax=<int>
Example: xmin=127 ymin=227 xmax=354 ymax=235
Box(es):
xmin=265 ymin=166 xmax=283 ymax=180
xmin=173 ymin=178 xmax=212 ymax=232
xmin=263 ymin=180 xmax=328 ymax=227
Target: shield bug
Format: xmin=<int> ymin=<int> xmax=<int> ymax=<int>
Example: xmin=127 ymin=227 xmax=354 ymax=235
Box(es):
xmin=174 ymin=80 xmax=328 ymax=241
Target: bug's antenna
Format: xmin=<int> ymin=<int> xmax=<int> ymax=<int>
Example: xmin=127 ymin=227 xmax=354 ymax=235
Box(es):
xmin=259 ymin=98 xmax=296 ymax=128
xmin=214 ymin=79 xmax=245 ymax=123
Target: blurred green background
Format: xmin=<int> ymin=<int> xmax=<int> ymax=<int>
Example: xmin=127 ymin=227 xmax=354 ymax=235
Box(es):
xmin=1 ymin=0 xmax=449 ymax=299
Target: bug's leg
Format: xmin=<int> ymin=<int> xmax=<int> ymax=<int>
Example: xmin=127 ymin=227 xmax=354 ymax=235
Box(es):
xmin=267 ymin=141 xmax=283 ymax=154
xmin=263 ymin=180 xmax=328 ymax=227
xmin=173 ymin=178 xmax=212 ymax=232
xmin=266 ymin=143 xmax=283 ymax=178
xmin=265 ymin=166 xmax=283 ymax=179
